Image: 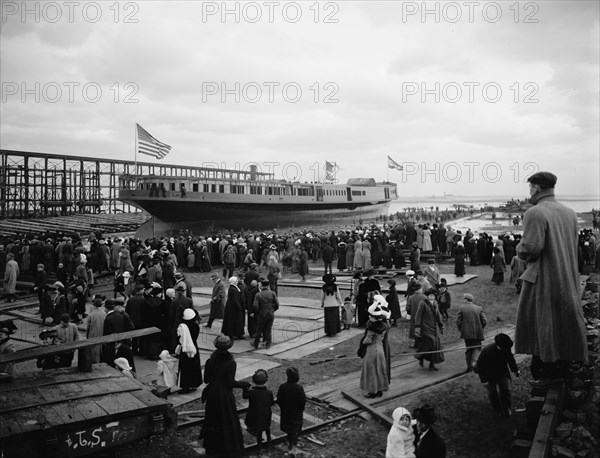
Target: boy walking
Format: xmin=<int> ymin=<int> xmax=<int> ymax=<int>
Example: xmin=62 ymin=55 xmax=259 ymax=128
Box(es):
xmin=276 ymin=367 xmax=306 ymax=456
xmin=243 ymin=369 xmax=275 ymax=455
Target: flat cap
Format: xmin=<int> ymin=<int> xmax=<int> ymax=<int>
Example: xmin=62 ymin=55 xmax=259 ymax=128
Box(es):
xmin=527 ymin=171 xmax=557 ymax=188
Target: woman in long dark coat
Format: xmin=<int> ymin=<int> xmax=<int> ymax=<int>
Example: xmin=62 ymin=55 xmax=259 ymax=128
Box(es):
xmin=490 ymin=247 xmax=507 ymax=284
xmin=386 ymin=279 xmax=401 ymax=326
xmin=200 ymin=335 xmax=251 ymax=458
xmin=177 ymin=309 xmax=202 ymax=393
xmin=321 ymin=274 xmax=342 ymax=337
xmin=298 ymin=246 xmax=309 ymax=281
xmin=222 ymin=277 xmax=245 ymax=339
xmin=414 ymin=289 xmax=445 ymax=370
xmin=145 ymin=284 xmax=167 ymax=358
xmin=336 ymin=242 xmax=347 ymax=271
xmin=454 ymin=241 xmax=465 ymax=277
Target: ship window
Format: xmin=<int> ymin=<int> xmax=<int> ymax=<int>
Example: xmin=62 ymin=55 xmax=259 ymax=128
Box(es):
xmin=211 ymin=184 xmax=216 ymax=193
xmin=203 ymin=184 xmax=209 ymax=192
xmin=193 ymin=183 xmax=199 ymax=192
xmin=170 ymin=183 xmax=176 ymax=191
xmin=219 ymin=185 xmax=224 ymax=193
xmin=362 ymin=191 xmax=366 ymax=196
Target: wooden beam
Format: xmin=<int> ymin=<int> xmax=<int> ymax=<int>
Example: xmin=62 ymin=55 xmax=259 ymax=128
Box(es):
xmin=0 ymin=327 xmax=161 ymax=365
xmin=341 ymin=391 xmax=393 ymax=428
xmin=528 ymin=385 xmax=565 ymax=458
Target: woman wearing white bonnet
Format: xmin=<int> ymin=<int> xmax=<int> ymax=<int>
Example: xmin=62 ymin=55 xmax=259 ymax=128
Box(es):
xmin=359 ymin=295 xmax=392 ymax=398
xmin=176 ymin=307 xmax=202 ymax=393
xmin=386 ymin=407 xmax=416 ymax=458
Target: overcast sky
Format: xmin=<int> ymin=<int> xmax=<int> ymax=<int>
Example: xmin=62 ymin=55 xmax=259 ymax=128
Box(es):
xmin=1 ymin=1 xmax=598 ymax=198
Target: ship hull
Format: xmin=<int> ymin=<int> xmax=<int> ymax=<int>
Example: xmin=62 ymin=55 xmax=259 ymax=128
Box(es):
xmin=122 ymin=198 xmax=391 ymax=234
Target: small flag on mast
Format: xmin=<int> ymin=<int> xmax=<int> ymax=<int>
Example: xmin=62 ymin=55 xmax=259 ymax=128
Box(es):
xmin=137 ymin=124 xmax=172 ymax=159
xmin=388 ymin=155 xmax=403 ymax=170
xmin=324 ymin=161 xmax=337 ymax=182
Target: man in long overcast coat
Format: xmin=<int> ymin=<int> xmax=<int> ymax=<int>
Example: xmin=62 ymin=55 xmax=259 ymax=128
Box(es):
xmin=514 ymin=172 xmax=588 ymax=382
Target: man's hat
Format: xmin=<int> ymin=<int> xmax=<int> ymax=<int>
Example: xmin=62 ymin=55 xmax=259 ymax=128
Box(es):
xmin=39 ymin=328 xmax=58 ymax=340
xmin=175 ymin=284 xmax=187 ymax=292
xmin=527 ymin=171 xmax=557 ymax=188
xmin=261 ymin=279 xmax=270 ymax=287
xmin=406 ymin=270 xmax=415 ymax=276
xmin=413 ymin=404 xmax=437 ymax=425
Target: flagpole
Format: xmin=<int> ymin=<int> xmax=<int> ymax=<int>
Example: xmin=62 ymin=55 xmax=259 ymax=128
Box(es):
xmin=387 ymin=157 xmax=389 ymax=183
xmin=134 ymin=122 xmax=138 ymax=188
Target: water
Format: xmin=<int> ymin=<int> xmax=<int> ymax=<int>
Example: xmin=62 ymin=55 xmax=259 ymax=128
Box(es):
xmin=389 ymin=196 xmax=600 ymax=214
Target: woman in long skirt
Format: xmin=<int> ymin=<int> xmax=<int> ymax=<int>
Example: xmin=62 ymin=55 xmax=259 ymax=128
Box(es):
xmin=414 ymin=289 xmax=445 ymax=370
xmin=177 ymin=309 xmax=202 ymax=393
xmin=321 ymin=274 xmax=342 ymax=337
xmin=386 ymin=280 xmax=401 ymax=326
xmin=200 ymin=335 xmax=251 ymax=458
xmin=360 ymin=296 xmax=391 ymax=398
xmin=490 ymin=247 xmax=507 ymax=285
xmin=454 ymin=241 xmax=466 ymax=277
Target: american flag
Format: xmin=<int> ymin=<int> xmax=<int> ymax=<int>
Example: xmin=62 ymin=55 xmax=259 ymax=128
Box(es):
xmin=137 ymin=124 xmax=172 ymax=159
xmin=388 ymin=155 xmax=403 ymax=171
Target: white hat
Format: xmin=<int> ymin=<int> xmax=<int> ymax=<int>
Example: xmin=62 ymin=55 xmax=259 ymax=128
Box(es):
xmin=166 ymin=288 xmax=175 ymax=299
xmin=114 ymin=357 xmax=132 ymax=371
xmin=368 ymin=295 xmax=391 ymax=319
xmin=229 ymin=276 xmax=238 ymax=284
xmin=406 ymin=270 xmax=415 ymax=276
xmin=182 ymin=308 xmax=196 ymax=320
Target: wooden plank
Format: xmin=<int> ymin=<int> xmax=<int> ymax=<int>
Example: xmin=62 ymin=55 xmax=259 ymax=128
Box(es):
xmin=341 ymin=391 xmax=393 ymax=427
xmin=0 ymin=364 xmax=116 ymax=393
xmin=0 ymin=326 xmax=161 ymax=365
xmin=1 ymin=379 xmax=142 ymax=414
xmin=529 ymin=386 xmax=565 ymax=458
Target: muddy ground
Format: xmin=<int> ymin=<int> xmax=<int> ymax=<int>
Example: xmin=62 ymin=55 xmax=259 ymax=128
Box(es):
xmin=114 ymin=260 xmax=560 ymax=458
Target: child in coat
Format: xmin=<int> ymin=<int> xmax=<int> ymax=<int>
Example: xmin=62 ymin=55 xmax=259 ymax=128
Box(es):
xmin=243 ymin=369 xmax=275 ymax=453
xmin=386 ymin=406 xmax=416 ymax=458
xmin=341 ymin=296 xmax=355 ymax=330
xmin=156 ymin=349 xmax=178 ymax=390
xmin=276 ymin=367 xmax=306 ymax=455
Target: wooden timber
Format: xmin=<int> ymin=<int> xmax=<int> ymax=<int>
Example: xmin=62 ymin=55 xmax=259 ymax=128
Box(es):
xmin=0 ymin=327 xmax=161 ymax=365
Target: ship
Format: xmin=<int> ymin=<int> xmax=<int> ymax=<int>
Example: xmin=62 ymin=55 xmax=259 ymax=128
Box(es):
xmin=118 ymin=164 xmax=397 ymax=233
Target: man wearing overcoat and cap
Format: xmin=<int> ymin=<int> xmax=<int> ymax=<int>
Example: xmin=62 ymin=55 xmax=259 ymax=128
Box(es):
xmin=514 ymin=172 xmax=588 ymax=384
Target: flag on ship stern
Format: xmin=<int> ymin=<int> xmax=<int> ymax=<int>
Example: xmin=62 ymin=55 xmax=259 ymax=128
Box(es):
xmin=387 ymin=155 xmax=403 ymax=170
xmin=137 ymin=124 xmax=172 ymax=159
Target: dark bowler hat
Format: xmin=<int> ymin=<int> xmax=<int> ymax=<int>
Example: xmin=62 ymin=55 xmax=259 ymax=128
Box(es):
xmin=527 ymin=171 xmax=557 ymax=188
xmin=413 ymin=404 xmax=437 ymax=425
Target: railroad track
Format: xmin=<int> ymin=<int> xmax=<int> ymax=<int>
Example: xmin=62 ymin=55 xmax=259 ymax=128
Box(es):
xmin=175 ymin=370 xmax=473 ymax=453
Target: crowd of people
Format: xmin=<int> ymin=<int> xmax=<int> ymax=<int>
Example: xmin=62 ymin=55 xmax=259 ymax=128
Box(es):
xmin=0 ymin=178 xmax=598 ymax=456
